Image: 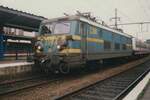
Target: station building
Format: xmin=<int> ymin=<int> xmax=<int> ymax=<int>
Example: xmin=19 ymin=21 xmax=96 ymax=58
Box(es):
xmin=0 ymin=6 xmax=47 ymax=61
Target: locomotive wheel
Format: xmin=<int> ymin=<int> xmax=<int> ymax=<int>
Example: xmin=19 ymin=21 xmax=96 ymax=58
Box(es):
xmin=43 ymin=60 xmax=51 ymax=74
xmin=59 ymin=63 xmax=70 ymax=74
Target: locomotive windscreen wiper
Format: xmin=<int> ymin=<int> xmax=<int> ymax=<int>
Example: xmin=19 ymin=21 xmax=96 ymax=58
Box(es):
xmin=42 ymin=25 xmax=52 ymax=34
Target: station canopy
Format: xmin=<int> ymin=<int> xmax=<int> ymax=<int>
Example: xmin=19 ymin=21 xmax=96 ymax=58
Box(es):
xmin=0 ymin=6 xmax=47 ymax=32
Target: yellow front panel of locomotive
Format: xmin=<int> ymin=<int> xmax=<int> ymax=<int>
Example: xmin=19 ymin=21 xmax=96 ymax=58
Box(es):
xmin=37 ymin=35 xmax=67 ymax=42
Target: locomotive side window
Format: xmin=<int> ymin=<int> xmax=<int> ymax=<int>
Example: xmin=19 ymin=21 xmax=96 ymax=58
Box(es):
xmin=90 ymin=26 xmax=97 ymax=34
xmin=98 ymin=28 xmax=103 ymax=38
xmin=115 ymin=43 xmax=120 ymax=50
xmin=122 ymin=44 xmax=126 ymax=50
xmin=104 ymin=41 xmax=111 ymax=50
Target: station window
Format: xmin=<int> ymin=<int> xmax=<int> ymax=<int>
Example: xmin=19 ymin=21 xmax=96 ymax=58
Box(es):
xmin=104 ymin=40 xmax=111 ymax=50
xmin=115 ymin=43 xmax=120 ymax=50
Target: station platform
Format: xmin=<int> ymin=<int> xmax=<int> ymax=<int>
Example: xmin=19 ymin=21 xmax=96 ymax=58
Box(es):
xmin=0 ymin=61 xmax=34 ymax=77
xmin=140 ymin=80 xmax=150 ymax=100
xmin=123 ymin=71 xmax=150 ymax=100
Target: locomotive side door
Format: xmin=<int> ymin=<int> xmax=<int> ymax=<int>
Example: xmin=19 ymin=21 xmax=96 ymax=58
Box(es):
xmin=80 ymin=22 xmax=88 ymax=61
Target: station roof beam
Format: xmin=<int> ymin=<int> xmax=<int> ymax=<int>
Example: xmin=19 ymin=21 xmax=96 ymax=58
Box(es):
xmin=0 ymin=6 xmax=47 ymax=32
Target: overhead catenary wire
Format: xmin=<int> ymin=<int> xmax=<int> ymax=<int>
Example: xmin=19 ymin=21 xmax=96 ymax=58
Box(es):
xmin=117 ymin=9 xmax=136 ymax=23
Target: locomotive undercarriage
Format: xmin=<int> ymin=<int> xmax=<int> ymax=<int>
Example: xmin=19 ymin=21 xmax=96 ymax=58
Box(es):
xmin=34 ymin=51 xmax=134 ymax=74
xmin=35 ymin=54 xmax=83 ymax=74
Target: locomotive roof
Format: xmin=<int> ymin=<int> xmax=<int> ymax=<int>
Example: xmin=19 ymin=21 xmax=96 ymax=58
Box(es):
xmin=42 ymin=15 xmax=132 ymax=38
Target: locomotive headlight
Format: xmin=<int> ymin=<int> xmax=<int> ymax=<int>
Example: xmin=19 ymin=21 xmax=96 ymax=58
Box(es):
xmin=36 ymin=45 xmax=43 ymax=53
xmin=57 ymin=39 xmax=68 ymax=51
xmin=37 ymin=45 xmax=42 ymax=50
xmin=57 ymin=45 xmax=61 ymax=49
xmin=35 ymin=41 xmax=43 ymax=53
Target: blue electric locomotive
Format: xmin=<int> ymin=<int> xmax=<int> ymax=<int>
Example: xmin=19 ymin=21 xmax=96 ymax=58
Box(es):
xmin=34 ymin=14 xmax=132 ymax=73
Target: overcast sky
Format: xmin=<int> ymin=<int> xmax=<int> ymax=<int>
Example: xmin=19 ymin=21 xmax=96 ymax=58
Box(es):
xmin=0 ymin=0 xmax=150 ymax=40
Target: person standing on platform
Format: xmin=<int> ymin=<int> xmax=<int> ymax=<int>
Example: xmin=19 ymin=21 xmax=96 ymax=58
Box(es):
xmin=0 ymin=26 xmax=4 ymax=60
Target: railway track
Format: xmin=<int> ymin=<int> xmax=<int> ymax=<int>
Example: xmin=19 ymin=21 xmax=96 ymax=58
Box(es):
xmin=0 ymin=61 xmax=127 ymax=97
xmin=0 ymin=74 xmax=46 ymax=85
xmin=0 ymin=56 xmax=149 ymax=100
xmin=0 ymin=74 xmax=60 ymax=96
xmin=56 ymin=59 xmax=150 ymax=100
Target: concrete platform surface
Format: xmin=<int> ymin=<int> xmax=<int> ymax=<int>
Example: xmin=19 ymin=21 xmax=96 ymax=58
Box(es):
xmin=0 ymin=61 xmax=34 ymax=68
xmin=123 ymin=72 xmax=150 ymax=100
xmin=140 ymin=80 xmax=150 ymax=100
xmin=0 ymin=61 xmax=34 ymax=76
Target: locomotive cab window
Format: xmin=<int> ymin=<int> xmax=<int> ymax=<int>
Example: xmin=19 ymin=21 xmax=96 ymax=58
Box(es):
xmin=40 ymin=24 xmax=52 ymax=34
xmin=39 ymin=21 xmax=71 ymax=35
xmin=54 ymin=22 xmax=70 ymax=34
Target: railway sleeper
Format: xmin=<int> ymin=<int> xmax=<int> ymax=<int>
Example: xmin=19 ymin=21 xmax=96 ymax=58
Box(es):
xmin=73 ymin=93 xmax=101 ymax=100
